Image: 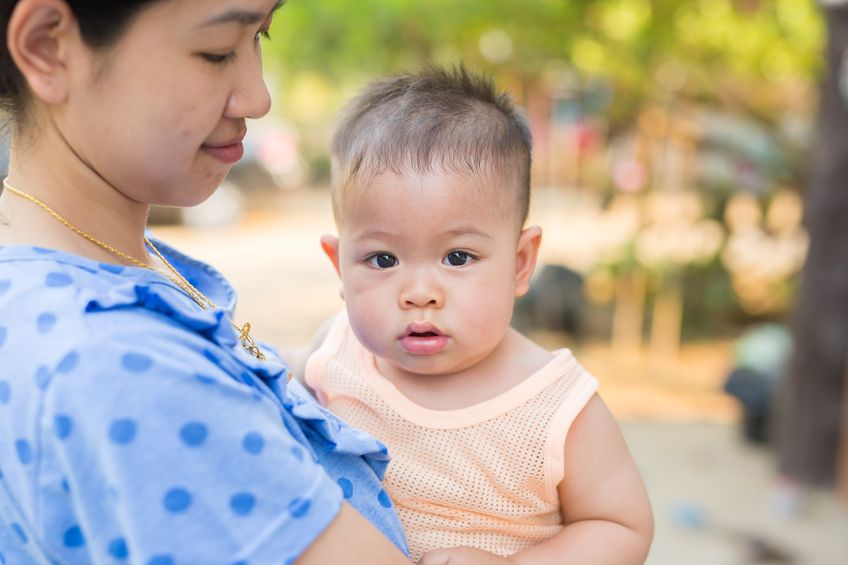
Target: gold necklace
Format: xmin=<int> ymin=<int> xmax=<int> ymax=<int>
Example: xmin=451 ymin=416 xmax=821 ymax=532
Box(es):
xmin=3 ymin=181 xmax=266 ymax=360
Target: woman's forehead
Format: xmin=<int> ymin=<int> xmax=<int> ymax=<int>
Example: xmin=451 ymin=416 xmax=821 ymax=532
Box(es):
xmin=137 ymin=0 xmax=282 ymax=29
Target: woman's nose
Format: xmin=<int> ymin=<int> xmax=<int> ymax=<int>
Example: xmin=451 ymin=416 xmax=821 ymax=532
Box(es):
xmin=225 ymin=53 xmax=272 ymax=120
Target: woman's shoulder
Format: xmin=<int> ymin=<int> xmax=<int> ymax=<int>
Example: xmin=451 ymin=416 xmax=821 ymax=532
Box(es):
xmin=0 ymin=242 xmax=288 ymax=404
xmin=0 ymin=242 xmax=236 ymax=341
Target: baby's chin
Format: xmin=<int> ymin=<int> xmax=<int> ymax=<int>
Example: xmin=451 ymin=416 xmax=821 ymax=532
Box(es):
xmin=384 ymin=353 xmax=484 ymax=380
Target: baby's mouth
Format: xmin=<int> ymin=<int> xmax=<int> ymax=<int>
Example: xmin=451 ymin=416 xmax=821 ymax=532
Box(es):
xmin=400 ymin=323 xmax=449 ymax=355
xmin=404 ymin=321 xmax=443 ymax=338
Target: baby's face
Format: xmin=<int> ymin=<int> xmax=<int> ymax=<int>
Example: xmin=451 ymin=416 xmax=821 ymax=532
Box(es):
xmin=331 ymin=169 xmax=528 ymax=379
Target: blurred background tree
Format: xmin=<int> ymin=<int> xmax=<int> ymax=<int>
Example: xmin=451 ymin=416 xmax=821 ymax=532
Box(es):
xmin=266 ymin=0 xmax=821 ymax=131
xmin=261 ymin=0 xmax=822 ymax=343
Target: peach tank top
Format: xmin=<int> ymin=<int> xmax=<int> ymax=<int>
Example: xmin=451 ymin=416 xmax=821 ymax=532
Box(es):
xmin=305 ymin=312 xmax=598 ymax=560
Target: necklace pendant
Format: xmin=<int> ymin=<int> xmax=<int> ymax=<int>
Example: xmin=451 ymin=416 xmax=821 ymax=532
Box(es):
xmin=237 ymin=322 xmax=265 ymax=360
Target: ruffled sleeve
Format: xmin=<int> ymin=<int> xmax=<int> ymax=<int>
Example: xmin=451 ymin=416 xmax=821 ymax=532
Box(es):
xmin=0 ymin=248 xmax=407 ymax=563
xmin=83 ymin=277 xmax=396 ymax=480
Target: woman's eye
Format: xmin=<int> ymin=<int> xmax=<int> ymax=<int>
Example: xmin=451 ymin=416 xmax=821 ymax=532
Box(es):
xmin=368 ymin=254 xmax=398 ymax=269
xmin=200 ymin=52 xmax=236 ymax=64
xmin=256 ymin=29 xmax=272 ymax=42
xmin=444 ymin=251 xmax=473 ymax=267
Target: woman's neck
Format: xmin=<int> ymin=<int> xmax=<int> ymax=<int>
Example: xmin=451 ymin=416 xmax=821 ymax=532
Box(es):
xmin=0 ymin=127 xmax=153 ymax=264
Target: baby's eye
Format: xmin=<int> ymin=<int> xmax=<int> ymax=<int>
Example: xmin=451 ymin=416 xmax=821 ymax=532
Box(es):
xmin=367 ymin=253 xmax=398 ymax=269
xmin=443 ymin=251 xmax=474 ymax=267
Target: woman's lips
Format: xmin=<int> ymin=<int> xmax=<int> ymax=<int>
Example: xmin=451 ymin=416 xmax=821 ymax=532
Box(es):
xmin=201 ymin=141 xmax=244 ymax=164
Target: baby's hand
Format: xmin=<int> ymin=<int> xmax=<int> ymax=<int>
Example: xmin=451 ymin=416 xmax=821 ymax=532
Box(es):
xmin=418 ymin=547 xmax=514 ymax=565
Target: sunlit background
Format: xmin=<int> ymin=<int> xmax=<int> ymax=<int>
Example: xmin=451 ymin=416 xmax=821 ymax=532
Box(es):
xmin=148 ymin=1 xmax=844 ymax=563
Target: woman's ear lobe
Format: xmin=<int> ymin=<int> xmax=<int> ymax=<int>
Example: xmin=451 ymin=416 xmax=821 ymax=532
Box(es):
xmin=8 ymin=0 xmax=78 ymax=104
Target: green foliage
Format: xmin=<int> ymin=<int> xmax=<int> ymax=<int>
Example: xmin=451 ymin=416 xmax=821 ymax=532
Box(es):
xmin=267 ymin=0 xmax=823 ymax=122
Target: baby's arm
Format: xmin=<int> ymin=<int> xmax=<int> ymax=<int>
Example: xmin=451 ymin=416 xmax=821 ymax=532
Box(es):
xmin=419 ymin=394 xmax=653 ymax=565
xmin=513 ymin=393 xmax=654 ymax=564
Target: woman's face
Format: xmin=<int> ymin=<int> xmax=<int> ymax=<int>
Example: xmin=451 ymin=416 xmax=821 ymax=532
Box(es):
xmin=59 ymin=0 xmax=281 ymax=207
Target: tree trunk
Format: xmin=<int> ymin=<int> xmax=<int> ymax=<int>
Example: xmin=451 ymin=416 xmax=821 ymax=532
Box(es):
xmin=775 ymin=3 xmax=848 ymax=486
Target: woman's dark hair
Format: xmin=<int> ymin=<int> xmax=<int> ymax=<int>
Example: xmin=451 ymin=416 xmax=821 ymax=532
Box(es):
xmin=0 ymin=0 xmax=161 ymax=119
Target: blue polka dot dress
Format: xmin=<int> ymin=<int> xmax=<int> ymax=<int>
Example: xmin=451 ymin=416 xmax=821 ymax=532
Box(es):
xmin=0 ymin=241 xmax=408 ymax=564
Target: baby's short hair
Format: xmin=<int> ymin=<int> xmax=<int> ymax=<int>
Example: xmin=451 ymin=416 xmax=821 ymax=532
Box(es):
xmin=331 ymin=64 xmax=532 ymax=225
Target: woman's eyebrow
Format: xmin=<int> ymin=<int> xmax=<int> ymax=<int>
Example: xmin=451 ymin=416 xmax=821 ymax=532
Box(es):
xmin=198 ymin=0 xmax=285 ymax=28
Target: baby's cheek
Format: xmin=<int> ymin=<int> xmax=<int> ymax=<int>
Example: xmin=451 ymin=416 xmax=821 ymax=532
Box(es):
xmin=348 ymin=314 xmax=387 ymax=356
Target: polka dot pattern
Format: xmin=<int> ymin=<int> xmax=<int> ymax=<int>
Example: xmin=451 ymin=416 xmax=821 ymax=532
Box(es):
xmin=108 ymin=537 xmax=129 ymax=559
xmin=337 ymin=478 xmax=353 ymax=499
xmin=377 ymin=489 xmax=392 ymax=508
xmin=179 ymin=422 xmax=208 ymax=447
xmin=99 ymin=263 xmax=125 ymax=275
xmin=288 ymin=498 xmax=310 ymax=519
xmin=45 ymin=272 xmax=72 ymax=287
xmin=109 ymin=419 xmax=137 ymax=445
xmin=36 ymin=312 xmax=57 ymax=333
xmin=11 ymin=522 xmax=27 ymax=544
xmin=163 ymin=488 xmax=192 ymax=513
xmin=56 ymin=351 xmax=79 ymax=374
xmin=0 ymin=249 xmax=409 ymax=562
xmin=194 ymin=373 xmax=216 ymax=385
xmin=242 ymin=432 xmax=264 ymax=455
xmin=15 ymin=439 xmax=33 ymax=465
xmin=34 ymin=366 xmax=51 ymax=390
xmin=54 ymin=415 xmax=73 ymax=440
xmin=202 ymin=349 xmax=221 ymax=366
xmin=229 ymin=492 xmax=256 ymax=516
xmin=122 ymin=353 xmax=153 ymax=373
xmin=63 ymin=525 xmax=85 ymax=548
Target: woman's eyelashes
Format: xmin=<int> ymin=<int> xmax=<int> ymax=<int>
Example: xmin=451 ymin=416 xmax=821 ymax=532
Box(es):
xmin=200 ymin=52 xmax=236 ymax=64
xmin=200 ymin=30 xmax=271 ymax=64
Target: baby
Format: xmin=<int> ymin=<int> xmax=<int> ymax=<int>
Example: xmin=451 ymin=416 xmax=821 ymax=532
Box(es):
xmin=304 ymin=66 xmax=653 ymax=564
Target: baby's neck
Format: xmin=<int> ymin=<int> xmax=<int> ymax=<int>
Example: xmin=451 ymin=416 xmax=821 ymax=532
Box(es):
xmin=376 ymin=328 xmax=553 ymax=411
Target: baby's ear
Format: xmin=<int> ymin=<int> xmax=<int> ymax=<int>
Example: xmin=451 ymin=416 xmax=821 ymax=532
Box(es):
xmin=515 ymin=225 xmax=542 ymax=297
xmin=320 ymin=234 xmax=342 ymax=277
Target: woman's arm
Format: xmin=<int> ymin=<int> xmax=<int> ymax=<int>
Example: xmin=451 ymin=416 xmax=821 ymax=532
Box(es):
xmin=298 ymin=503 xmax=411 ymax=564
xmin=47 ymin=326 xmax=409 ymax=564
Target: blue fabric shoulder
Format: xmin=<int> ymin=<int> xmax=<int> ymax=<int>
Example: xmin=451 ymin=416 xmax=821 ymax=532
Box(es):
xmin=0 ymin=245 xmax=408 ymax=563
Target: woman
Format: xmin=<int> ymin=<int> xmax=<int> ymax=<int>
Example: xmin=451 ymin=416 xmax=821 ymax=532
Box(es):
xmin=0 ymin=1 xmax=410 ymax=563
